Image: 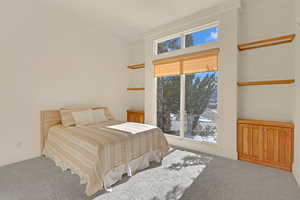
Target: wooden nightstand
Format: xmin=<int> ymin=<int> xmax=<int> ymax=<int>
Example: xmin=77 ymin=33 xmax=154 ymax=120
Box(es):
xmin=127 ymin=110 xmax=144 ymax=123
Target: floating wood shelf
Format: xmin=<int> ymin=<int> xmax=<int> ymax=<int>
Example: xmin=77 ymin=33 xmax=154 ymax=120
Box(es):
xmin=237 ymin=79 xmax=295 ymax=86
xmin=128 ymin=64 xmax=145 ymax=69
xmin=127 ymin=88 xmax=145 ymax=91
xmin=238 ymin=34 xmax=296 ymax=51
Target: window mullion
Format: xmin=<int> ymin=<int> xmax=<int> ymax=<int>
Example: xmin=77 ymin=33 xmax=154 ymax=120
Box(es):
xmin=181 ymin=33 xmax=185 ymax=49
xmin=180 ymin=74 xmax=185 ymax=138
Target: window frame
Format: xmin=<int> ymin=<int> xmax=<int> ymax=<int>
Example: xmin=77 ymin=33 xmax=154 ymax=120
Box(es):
xmin=154 ymin=33 xmax=182 ymax=56
xmin=154 ymin=22 xmax=219 ymax=56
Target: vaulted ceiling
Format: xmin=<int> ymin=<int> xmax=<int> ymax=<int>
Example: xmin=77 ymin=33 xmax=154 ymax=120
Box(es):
xmin=44 ymin=0 xmax=226 ymax=41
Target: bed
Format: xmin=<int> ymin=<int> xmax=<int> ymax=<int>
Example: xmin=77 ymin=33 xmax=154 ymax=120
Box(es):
xmin=40 ymin=107 xmax=169 ymax=196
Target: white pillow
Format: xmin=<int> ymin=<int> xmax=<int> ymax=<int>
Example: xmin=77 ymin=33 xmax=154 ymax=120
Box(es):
xmin=93 ymin=109 xmax=107 ymax=123
xmin=72 ymin=109 xmax=95 ymax=126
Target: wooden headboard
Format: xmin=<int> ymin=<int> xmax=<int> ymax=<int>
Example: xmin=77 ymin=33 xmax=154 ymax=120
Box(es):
xmin=40 ymin=110 xmax=61 ymax=154
xmin=40 ymin=107 xmax=111 ymax=154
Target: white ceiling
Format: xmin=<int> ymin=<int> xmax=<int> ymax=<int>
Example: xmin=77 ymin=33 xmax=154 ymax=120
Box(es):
xmin=45 ymin=0 xmax=226 ymax=41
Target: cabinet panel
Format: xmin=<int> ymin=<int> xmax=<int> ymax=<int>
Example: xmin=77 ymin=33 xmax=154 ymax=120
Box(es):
xmin=252 ymin=125 xmax=264 ymax=161
xmin=264 ymin=126 xmax=276 ymax=162
xmin=278 ymin=128 xmax=292 ymax=166
xmin=238 ymin=124 xmax=263 ymax=161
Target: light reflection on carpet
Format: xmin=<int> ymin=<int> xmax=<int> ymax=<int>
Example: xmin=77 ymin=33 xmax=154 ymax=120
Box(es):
xmin=94 ymin=149 xmax=212 ymax=200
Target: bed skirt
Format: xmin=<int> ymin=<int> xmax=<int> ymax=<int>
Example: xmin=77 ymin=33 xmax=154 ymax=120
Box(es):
xmin=103 ymin=151 xmax=161 ymax=190
xmin=44 ymin=150 xmax=161 ymax=192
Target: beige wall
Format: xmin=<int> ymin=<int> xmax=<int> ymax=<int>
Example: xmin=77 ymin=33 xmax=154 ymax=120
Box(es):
xmin=238 ymin=0 xmax=294 ymax=122
xmin=142 ymin=0 xmax=296 ymax=161
xmin=128 ymin=40 xmax=145 ymax=111
xmin=1 ymin=0 xmax=298 ymax=179
xmin=293 ymin=0 xmax=300 ymax=186
xmin=239 ymin=0 xmax=298 ymax=185
xmin=0 ymin=1 xmax=131 ymax=166
xmin=144 ymin=1 xmax=240 ymax=160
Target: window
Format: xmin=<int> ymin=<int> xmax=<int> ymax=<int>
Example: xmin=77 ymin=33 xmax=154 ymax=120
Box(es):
xmin=185 ymin=26 xmax=218 ymax=48
xmin=155 ymin=49 xmax=219 ymax=143
xmin=184 ymin=72 xmax=218 ymax=142
xmin=155 ymin=23 xmax=218 ymax=55
xmin=157 ymin=37 xmax=181 ymax=55
xmin=157 ymin=75 xmax=181 ymax=136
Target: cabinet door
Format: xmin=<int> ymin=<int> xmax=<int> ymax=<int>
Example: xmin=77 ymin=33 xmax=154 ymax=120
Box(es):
xmin=263 ymin=127 xmax=293 ymax=170
xmin=238 ymin=124 xmax=264 ymax=161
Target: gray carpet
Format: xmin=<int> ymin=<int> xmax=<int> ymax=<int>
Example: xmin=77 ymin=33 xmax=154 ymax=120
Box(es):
xmin=0 ymin=148 xmax=299 ymax=200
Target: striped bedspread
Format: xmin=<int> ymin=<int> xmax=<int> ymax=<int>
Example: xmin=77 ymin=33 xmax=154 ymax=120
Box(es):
xmin=43 ymin=121 xmax=169 ymax=196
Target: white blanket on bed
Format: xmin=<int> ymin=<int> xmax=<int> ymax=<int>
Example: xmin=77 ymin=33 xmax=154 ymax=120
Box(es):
xmin=107 ymin=122 xmax=157 ymax=134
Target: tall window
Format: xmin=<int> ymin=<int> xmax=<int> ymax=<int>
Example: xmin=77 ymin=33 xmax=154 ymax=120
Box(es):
xmin=184 ymin=72 xmax=218 ymax=142
xmin=156 ymin=49 xmax=219 ymax=143
xmin=155 ymin=24 xmax=218 ymax=55
xmin=157 ymin=75 xmax=181 ymax=136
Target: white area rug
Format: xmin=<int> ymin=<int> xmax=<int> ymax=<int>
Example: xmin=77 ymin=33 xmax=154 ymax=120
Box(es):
xmin=93 ymin=149 xmax=212 ymax=200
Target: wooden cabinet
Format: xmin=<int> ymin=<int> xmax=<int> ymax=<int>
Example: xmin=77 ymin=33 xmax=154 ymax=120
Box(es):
xmin=127 ymin=110 xmax=144 ymax=123
xmin=237 ymin=119 xmax=294 ymax=171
